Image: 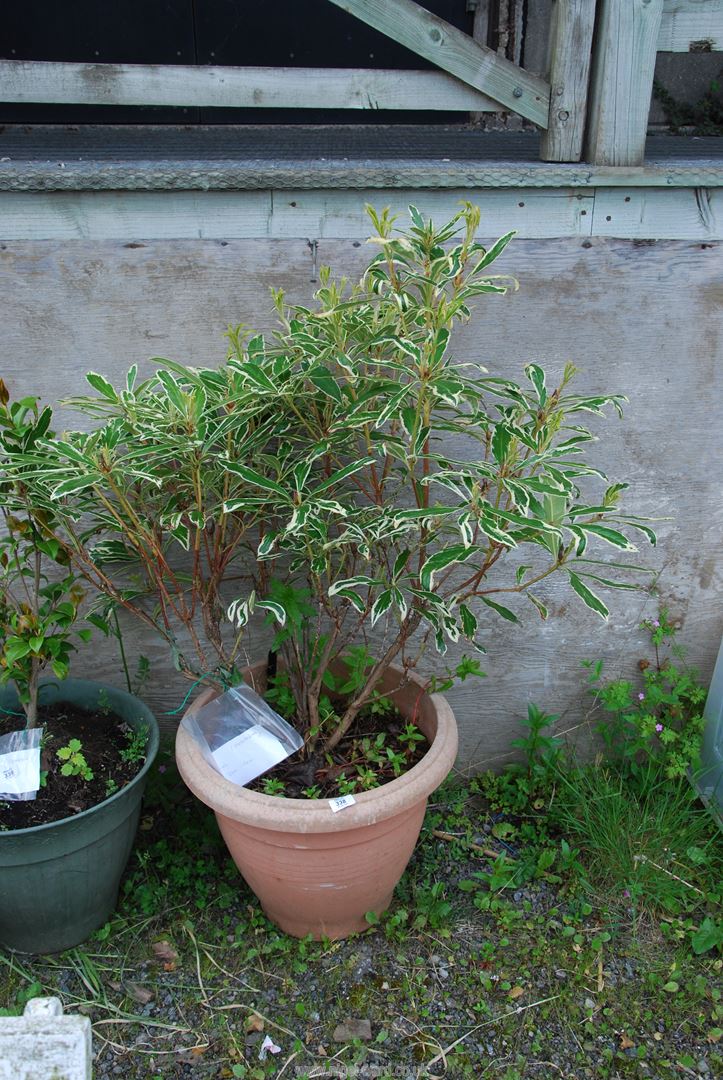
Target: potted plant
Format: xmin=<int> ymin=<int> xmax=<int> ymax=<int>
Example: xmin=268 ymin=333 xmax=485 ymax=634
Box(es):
xmin=10 ymin=205 xmax=654 ymax=938
xmin=0 ymin=387 xmax=159 ymax=953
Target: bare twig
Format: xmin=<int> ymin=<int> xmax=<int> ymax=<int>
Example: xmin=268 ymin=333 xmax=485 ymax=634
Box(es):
xmin=432 ymin=829 xmax=516 ymax=862
xmin=425 ymin=994 xmax=561 ymax=1071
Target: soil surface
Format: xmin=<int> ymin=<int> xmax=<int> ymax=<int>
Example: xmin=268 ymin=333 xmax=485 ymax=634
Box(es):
xmin=246 ymin=703 xmax=429 ymax=799
xmin=0 ymin=702 xmax=148 ymax=829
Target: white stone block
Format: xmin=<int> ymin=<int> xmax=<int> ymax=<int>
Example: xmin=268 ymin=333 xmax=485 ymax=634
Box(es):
xmin=0 ymin=996 xmax=91 ymax=1080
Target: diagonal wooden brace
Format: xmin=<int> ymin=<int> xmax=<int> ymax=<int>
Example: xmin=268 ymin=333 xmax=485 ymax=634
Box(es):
xmin=326 ymin=0 xmax=551 ymax=127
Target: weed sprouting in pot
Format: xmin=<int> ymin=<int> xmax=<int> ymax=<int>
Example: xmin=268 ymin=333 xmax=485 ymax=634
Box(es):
xmin=56 ymin=738 xmax=93 ymax=781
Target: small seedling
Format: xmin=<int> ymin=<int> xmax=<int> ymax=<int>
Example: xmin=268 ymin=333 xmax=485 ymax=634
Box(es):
xmin=57 ymin=738 xmax=93 ymax=781
xmin=119 ymin=723 xmax=148 ymax=765
xmin=261 ymin=776 xmax=286 ymax=796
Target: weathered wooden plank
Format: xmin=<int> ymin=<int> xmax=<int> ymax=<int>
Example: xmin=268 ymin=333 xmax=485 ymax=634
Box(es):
xmin=2 ymin=186 xmax=720 ymax=240
xmin=592 ymin=185 xmax=720 ymax=238
xmin=326 ymin=0 xmax=551 ymax=126
xmin=0 ymin=60 xmax=500 ymax=112
xmin=586 ymin=0 xmax=665 ymax=166
xmin=269 ymin=188 xmax=593 ymax=238
xmin=659 ymin=0 xmax=723 ymax=51
xmin=0 ymin=192 xmax=273 ymax=240
xmin=0 ymin=237 xmax=719 ymax=752
xmin=540 ymin=0 xmax=598 ymax=163
xmin=0 ymin=188 xmax=593 ymax=241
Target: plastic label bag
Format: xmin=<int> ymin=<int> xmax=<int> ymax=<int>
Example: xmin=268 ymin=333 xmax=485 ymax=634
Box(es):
xmin=0 ymin=726 xmax=43 ymax=801
xmin=181 ymin=683 xmax=303 ymax=788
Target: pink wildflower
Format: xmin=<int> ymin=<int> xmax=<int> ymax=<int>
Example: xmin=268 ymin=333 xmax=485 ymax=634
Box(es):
xmin=655 ymin=723 xmax=663 ymax=733
xmin=638 ymin=693 xmax=645 ymax=701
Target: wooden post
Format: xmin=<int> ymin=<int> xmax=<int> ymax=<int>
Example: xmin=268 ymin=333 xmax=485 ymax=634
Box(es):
xmin=469 ymin=1 xmax=491 ymax=124
xmin=585 ymin=0 xmax=664 ymax=166
xmin=540 ymin=0 xmax=597 ymax=162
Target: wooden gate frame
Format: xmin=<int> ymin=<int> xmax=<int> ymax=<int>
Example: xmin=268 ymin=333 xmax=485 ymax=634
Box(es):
xmin=0 ymin=0 xmax=721 ymax=166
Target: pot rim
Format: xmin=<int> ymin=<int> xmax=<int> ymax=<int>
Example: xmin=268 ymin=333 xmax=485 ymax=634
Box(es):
xmin=0 ymin=678 xmax=159 ymax=839
xmin=175 ymin=664 xmax=458 ymax=834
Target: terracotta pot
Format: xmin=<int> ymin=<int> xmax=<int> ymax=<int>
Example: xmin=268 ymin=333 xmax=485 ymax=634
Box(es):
xmin=175 ymin=662 xmax=457 ymax=939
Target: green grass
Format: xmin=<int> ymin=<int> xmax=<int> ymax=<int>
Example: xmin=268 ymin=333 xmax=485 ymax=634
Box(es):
xmin=0 ymin=749 xmax=720 ymax=1078
xmin=551 ymin=765 xmax=723 ymax=917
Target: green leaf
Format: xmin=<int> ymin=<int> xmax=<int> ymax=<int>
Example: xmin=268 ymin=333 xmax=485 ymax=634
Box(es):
xmin=492 ymin=425 xmax=511 ymax=464
xmin=328 ymin=575 xmax=378 ymax=599
xmin=310 ymin=371 xmax=343 ymax=404
xmin=459 ymin=604 xmax=477 ymax=639
xmin=691 ymin=917 xmax=723 ymax=955
xmin=408 ymin=204 xmax=426 ymax=231
xmin=224 ymin=461 xmax=288 ymax=499
xmin=3 ymin=639 xmax=32 ymax=663
xmin=394 ymin=506 xmax=455 ymax=523
xmin=579 ymin=523 xmax=637 ymax=551
xmin=471 ymin=231 xmax=516 ymax=274
xmin=393 ymin=550 xmax=410 ymax=579
xmin=256 ymin=599 xmax=286 ymax=627
xmin=480 ymin=595 xmax=519 ymax=623
xmin=156 ymin=370 xmax=186 ymax=411
xmin=312 ymin=458 xmax=375 ymax=495
xmin=257 ymin=532 xmax=278 ymax=559
xmin=51 ymin=474 xmax=100 ymax=499
xmin=371 ymin=589 xmax=394 ymax=627
xmin=420 ymin=545 xmax=475 ymax=591
xmin=568 ymin=572 xmax=609 ymax=619
xmin=241 ymin=362 xmax=277 ymax=393
xmin=170 ymin=522 xmax=189 ymax=550
xmin=85 ymin=371 xmax=118 ymax=401
xmin=525 ymin=363 xmax=547 ymax=405
xmin=527 ymin=593 xmax=548 ymax=620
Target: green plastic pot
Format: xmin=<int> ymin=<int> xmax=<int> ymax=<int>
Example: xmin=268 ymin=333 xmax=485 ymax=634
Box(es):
xmin=0 ymin=679 xmax=158 ymax=954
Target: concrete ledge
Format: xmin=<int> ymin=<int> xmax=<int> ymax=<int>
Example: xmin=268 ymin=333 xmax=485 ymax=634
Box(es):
xmin=0 ymin=997 xmax=91 ymax=1080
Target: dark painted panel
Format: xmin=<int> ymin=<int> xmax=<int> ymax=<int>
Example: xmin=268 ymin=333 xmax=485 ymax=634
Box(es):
xmin=0 ymin=1 xmax=474 ymax=125
xmin=1 ymin=0 xmax=198 ymax=123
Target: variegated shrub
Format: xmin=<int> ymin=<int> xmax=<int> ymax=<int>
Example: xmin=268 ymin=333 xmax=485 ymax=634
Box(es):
xmin=8 ymin=205 xmax=654 ymax=753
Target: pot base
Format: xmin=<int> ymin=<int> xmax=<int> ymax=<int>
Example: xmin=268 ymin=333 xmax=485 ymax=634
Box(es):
xmin=215 ymin=798 xmax=427 ymax=940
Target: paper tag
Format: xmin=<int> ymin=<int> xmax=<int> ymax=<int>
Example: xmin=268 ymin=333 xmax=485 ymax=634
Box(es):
xmin=0 ymin=744 xmax=41 ymax=797
xmin=212 ymin=724 xmax=290 ymax=787
xmin=329 ymin=794 xmax=356 ymax=813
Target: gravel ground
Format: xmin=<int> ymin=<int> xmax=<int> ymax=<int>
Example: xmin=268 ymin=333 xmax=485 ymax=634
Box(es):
xmin=1 ymin=755 xmax=721 ymax=1080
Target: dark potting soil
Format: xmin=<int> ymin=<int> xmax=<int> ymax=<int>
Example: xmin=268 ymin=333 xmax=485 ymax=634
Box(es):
xmin=247 ymin=703 xmax=429 ymax=800
xmin=0 ymin=703 xmax=148 ymax=830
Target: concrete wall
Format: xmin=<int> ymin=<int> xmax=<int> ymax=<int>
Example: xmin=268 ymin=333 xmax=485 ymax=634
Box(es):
xmin=1 ymin=226 xmax=721 ymax=765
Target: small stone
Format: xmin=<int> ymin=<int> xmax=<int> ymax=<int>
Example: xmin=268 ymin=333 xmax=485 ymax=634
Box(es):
xmin=332 ymin=1018 xmax=372 ymax=1042
xmin=555 ymin=969 xmax=568 ymax=980
xmin=697 ymin=1060 xmax=710 ymax=1075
